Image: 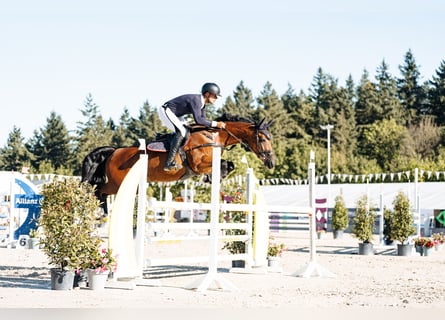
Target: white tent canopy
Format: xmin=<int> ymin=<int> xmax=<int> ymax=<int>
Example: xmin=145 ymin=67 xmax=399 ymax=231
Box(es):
xmin=260 ymin=182 xmax=445 ymax=212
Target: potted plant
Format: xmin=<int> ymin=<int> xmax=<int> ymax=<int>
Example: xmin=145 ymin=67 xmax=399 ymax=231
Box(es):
xmin=331 ymin=193 xmax=349 ymax=239
xmin=388 ymin=191 xmax=416 ymax=256
xmin=28 ymin=228 xmax=40 ymax=249
xmin=432 ymin=232 xmax=444 ymax=251
xmin=352 ymin=195 xmax=375 ymax=255
xmin=221 ymin=184 xmax=248 ymax=268
xmin=413 ymin=237 xmax=435 ymax=256
xmin=222 ymin=230 xmax=247 ymax=268
xmin=383 ymin=207 xmax=394 ymax=245
xmin=38 ymin=178 xmax=102 ymax=290
xmin=267 ymin=237 xmax=285 ymax=267
xmin=82 ymin=246 xmax=118 ymax=290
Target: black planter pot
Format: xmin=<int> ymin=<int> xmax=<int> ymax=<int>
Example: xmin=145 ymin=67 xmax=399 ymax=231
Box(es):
xmin=50 ymin=268 xmax=75 ymax=290
xmin=231 ymin=260 xmax=245 ymax=268
xmin=358 ymin=242 xmax=374 ymax=255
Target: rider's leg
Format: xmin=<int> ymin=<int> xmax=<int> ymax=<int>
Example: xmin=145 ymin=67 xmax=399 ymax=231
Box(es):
xmin=164 ymin=130 xmax=184 ymax=171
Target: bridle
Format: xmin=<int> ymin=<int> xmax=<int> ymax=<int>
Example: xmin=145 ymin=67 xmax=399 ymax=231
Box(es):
xmin=183 ymin=124 xmax=272 ymax=161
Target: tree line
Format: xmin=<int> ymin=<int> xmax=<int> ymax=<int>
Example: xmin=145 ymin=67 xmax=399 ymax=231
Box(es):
xmin=1 ymin=49 xmax=445 ymax=182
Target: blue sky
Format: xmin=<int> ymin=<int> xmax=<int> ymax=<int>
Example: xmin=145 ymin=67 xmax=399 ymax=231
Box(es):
xmin=1 ymin=0 xmax=444 ymax=146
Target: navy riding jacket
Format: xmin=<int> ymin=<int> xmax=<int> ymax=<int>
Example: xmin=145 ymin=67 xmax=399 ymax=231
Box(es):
xmin=164 ymin=94 xmax=212 ymax=127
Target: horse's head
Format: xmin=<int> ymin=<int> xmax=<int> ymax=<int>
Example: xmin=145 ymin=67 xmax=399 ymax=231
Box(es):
xmin=250 ymin=118 xmax=275 ymax=169
xmin=218 ymin=114 xmax=275 ymax=169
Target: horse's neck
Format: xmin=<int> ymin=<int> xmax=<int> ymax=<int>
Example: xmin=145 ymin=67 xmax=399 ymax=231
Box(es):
xmin=219 ymin=122 xmax=251 ymax=146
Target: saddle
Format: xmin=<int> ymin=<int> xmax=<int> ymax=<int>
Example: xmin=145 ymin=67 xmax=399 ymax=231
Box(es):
xmin=146 ymin=132 xmax=175 ymax=152
xmin=146 ymin=125 xmax=211 ymax=152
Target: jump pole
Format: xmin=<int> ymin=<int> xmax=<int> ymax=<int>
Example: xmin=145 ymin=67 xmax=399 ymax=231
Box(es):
xmin=135 ymin=139 xmax=148 ymax=275
xmin=185 ymin=147 xmax=239 ymax=292
xmin=293 ymin=159 xmax=336 ymax=278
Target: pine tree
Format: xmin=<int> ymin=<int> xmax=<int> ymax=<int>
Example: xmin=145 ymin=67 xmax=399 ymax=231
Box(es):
xmin=73 ymin=94 xmax=113 ymax=174
xmin=128 ymin=100 xmax=165 ymax=144
xmin=0 ymin=126 xmax=33 ymax=171
xmin=308 ymin=68 xmax=330 ymax=137
xmin=397 ymin=49 xmax=427 ymax=125
xmin=375 ymin=60 xmax=404 ymax=125
xmin=112 ymin=108 xmax=135 ymax=147
xmin=429 ymin=60 xmax=445 ymax=125
xmin=281 ymin=85 xmax=311 ymax=141
xmin=219 ymin=81 xmax=256 ymax=119
xmin=26 ymin=112 xmax=72 ymax=173
xmin=355 ymin=69 xmax=381 ymax=126
xmin=255 ymin=81 xmax=291 ymax=142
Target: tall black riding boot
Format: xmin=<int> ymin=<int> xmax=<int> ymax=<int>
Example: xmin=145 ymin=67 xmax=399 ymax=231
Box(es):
xmin=164 ymin=132 xmax=184 ymax=171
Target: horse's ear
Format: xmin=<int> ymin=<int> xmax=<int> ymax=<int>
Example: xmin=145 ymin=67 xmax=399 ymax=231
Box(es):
xmin=258 ymin=118 xmax=266 ymax=128
xmin=265 ymin=119 xmax=274 ymax=128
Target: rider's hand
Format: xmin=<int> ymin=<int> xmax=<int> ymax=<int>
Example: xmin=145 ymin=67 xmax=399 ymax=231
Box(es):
xmin=216 ymin=121 xmax=226 ymax=129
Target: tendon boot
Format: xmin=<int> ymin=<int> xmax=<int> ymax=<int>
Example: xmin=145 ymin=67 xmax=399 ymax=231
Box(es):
xmin=164 ymin=132 xmax=184 ymax=171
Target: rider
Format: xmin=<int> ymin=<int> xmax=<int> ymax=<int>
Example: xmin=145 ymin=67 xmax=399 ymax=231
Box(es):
xmin=158 ymin=82 xmax=226 ymax=171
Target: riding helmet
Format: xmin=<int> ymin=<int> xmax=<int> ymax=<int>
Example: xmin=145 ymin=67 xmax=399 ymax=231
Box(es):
xmin=201 ymin=82 xmax=221 ymax=97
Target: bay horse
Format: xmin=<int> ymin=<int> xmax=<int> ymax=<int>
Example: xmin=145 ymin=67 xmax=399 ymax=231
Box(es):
xmin=81 ymin=114 xmax=275 ymax=213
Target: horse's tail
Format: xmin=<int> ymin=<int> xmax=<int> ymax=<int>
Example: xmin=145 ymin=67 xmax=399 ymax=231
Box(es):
xmin=81 ymin=146 xmax=116 ymax=186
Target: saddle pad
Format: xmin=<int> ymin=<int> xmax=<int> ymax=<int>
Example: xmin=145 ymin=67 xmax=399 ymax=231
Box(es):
xmin=147 ymin=141 xmax=168 ymax=152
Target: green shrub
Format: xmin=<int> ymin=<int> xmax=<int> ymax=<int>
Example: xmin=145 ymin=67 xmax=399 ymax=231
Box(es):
xmin=352 ymin=195 xmax=376 ymax=243
xmin=389 ymin=191 xmax=416 ymax=245
xmin=38 ymin=178 xmax=102 ymax=271
xmin=332 ymin=194 xmax=349 ymax=231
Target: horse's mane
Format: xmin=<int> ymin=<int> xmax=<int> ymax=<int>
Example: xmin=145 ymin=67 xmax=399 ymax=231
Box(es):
xmin=215 ymin=113 xmax=255 ymax=124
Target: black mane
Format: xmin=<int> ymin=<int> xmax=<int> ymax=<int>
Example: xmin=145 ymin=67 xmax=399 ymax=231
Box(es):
xmin=215 ymin=113 xmax=255 ymax=124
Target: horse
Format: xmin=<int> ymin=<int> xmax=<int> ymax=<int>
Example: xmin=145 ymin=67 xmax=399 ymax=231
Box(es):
xmin=81 ymin=114 xmax=275 ymax=214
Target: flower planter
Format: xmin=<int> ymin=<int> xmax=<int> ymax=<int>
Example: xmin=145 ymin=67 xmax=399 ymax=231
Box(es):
xmin=358 ymin=242 xmax=374 ymax=255
xmin=267 ymin=257 xmax=280 ymax=268
xmin=423 ymin=247 xmax=434 ymax=256
xmin=87 ymin=269 xmax=110 ymax=290
xmin=231 ymin=260 xmax=245 ymax=268
xmin=50 ymin=268 xmax=75 ymax=290
xmin=28 ymin=238 xmax=39 ymax=249
xmin=333 ymin=230 xmax=344 ymax=239
xmin=397 ymin=244 xmax=412 ymax=256
xmin=415 ymin=245 xmax=423 ymax=256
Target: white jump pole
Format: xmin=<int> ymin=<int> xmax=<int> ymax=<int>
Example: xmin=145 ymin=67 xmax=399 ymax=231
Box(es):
xmin=136 ymin=139 xmax=148 ymax=276
xmin=185 ymin=147 xmax=238 ymax=292
xmin=293 ymin=156 xmax=336 ymax=278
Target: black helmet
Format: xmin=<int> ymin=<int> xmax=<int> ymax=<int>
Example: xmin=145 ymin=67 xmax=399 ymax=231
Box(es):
xmin=201 ymin=82 xmax=221 ymax=97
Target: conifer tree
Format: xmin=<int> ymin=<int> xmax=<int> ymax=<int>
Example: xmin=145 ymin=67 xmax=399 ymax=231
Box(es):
xmin=128 ymin=100 xmax=165 ymax=144
xmin=429 ymin=60 xmax=445 ymax=125
xmin=219 ymin=81 xmax=256 ymax=119
xmin=397 ymin=49 xmax=426 ymax=125
xmin=73 ymin=94 xmax=113 ymax=174
xmin=26 ymin=111 xmax=72 ymax=173
xmin=255 ymin=81 xmax=291 ymax=142
xmin=0 ymin=126 xmax=33 ymax=171
xmin=112 ymin=108 xmax=135 ymax=147
xmin=355 ymin=69 xmax=380 ymax=126
xmin=281 ymin=85 xmax=311 ymax=141
xmin=375 ymin=60 xmax=404 ymax=125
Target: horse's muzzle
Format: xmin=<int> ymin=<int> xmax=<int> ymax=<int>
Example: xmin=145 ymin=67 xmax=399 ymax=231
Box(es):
xmin=262 ymin=152 xmax=275 ymax=169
